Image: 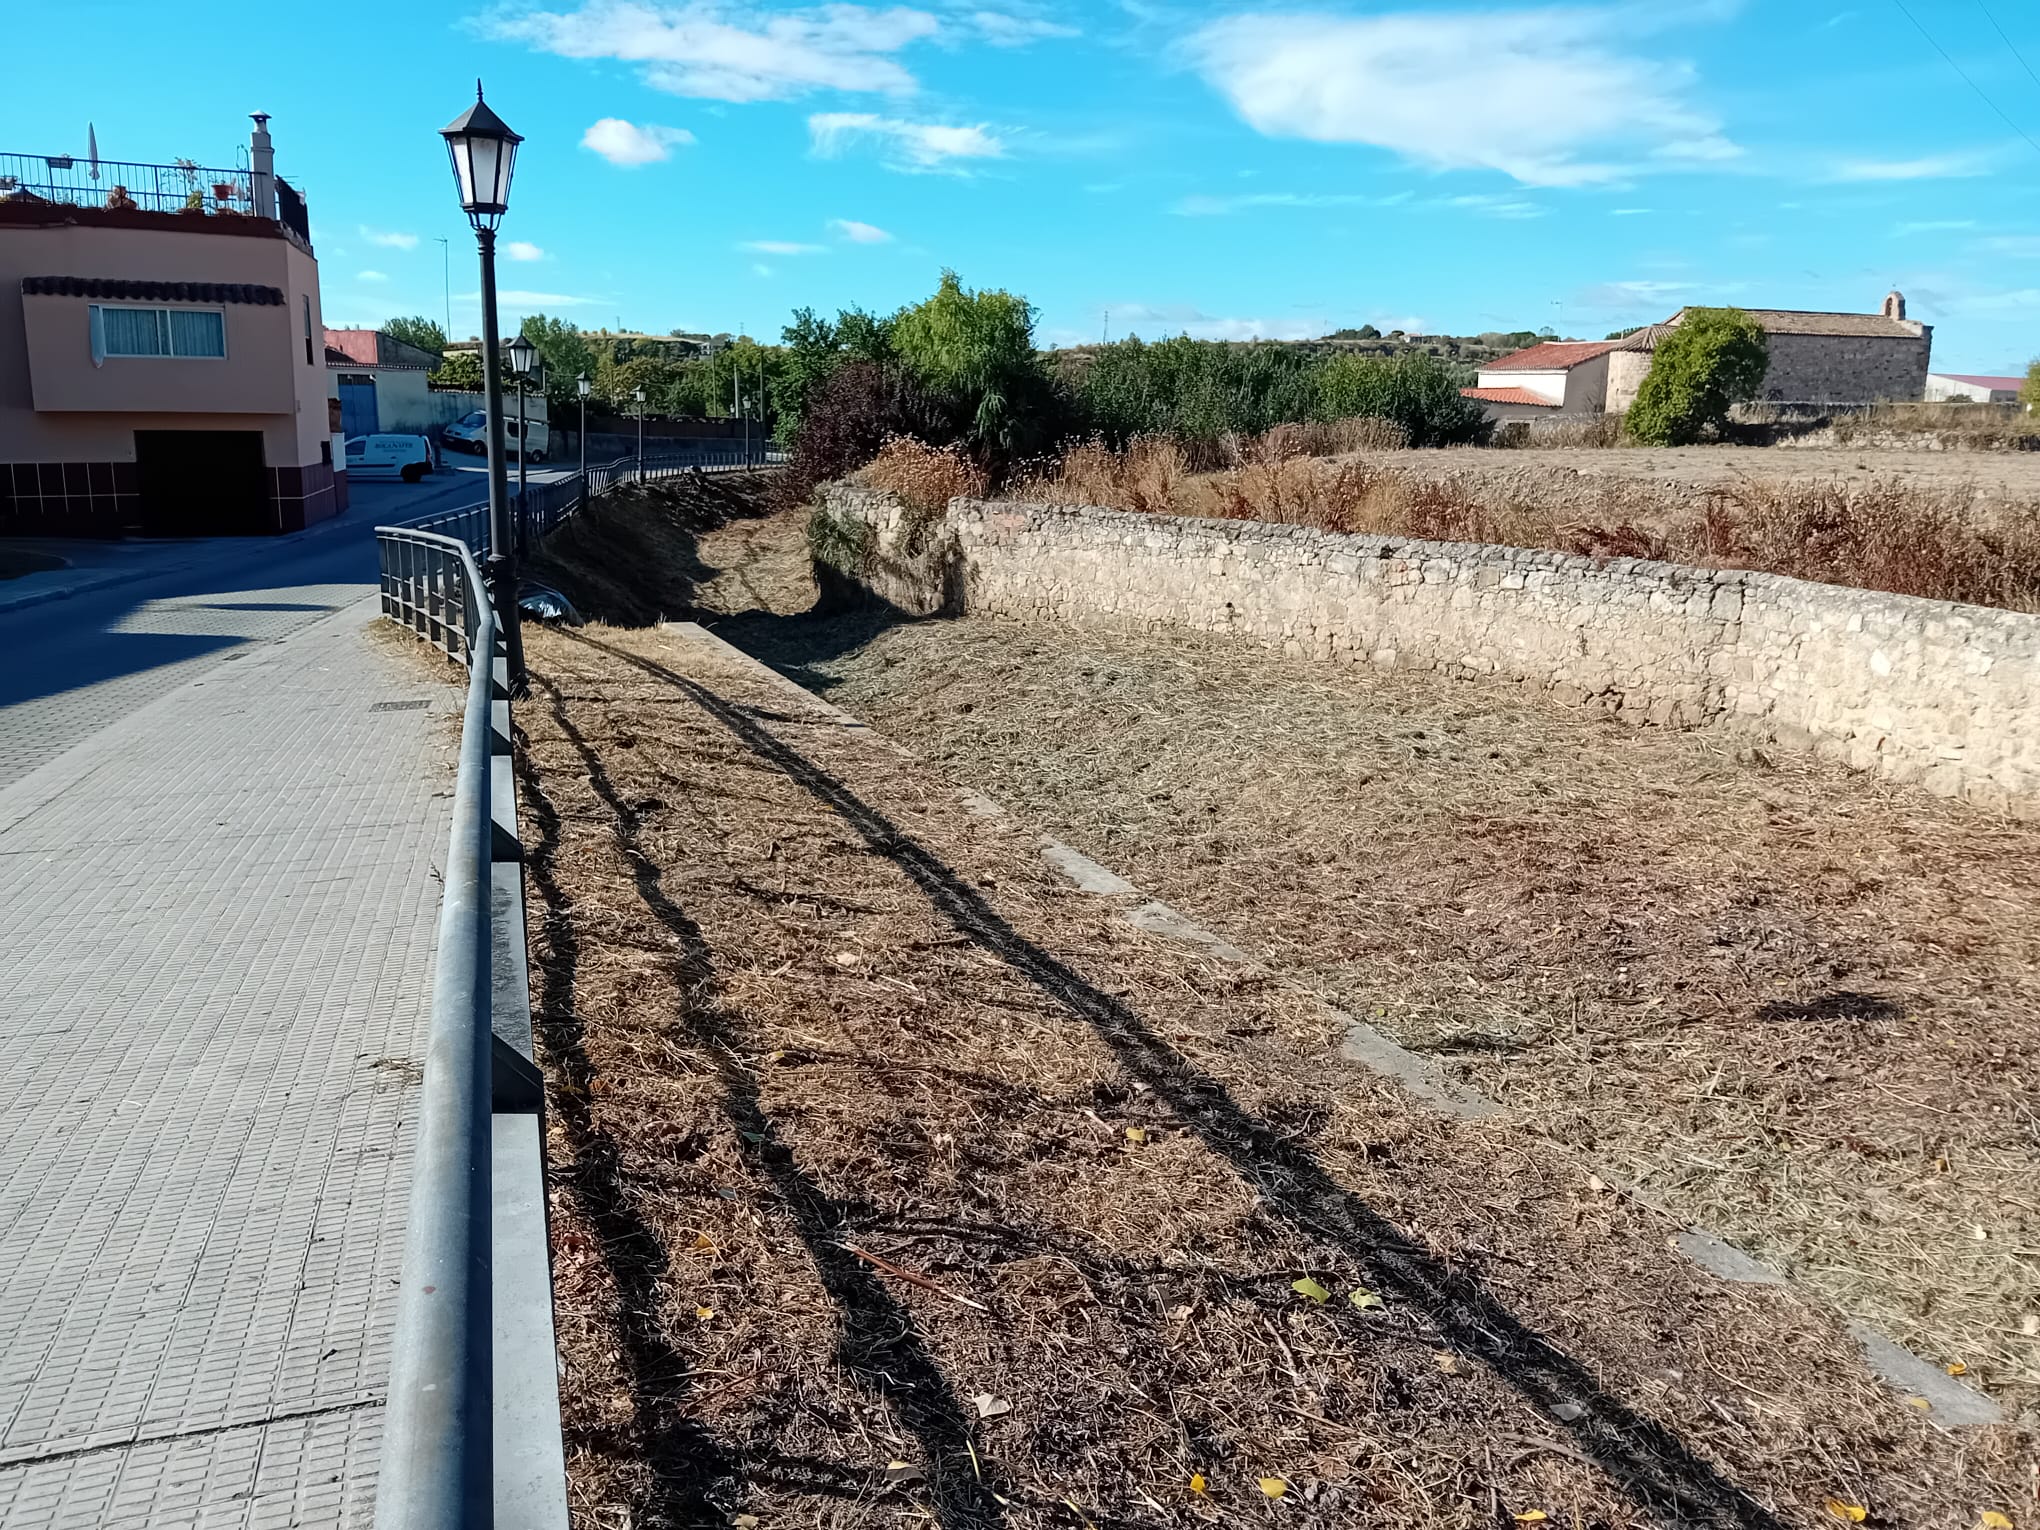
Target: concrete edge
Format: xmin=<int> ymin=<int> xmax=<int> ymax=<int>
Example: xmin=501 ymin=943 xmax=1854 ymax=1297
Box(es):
xmin=655 ymin=619 xmax=2006 ymax=1432
xmin=0 ymin=564 xmax=157 ymax=616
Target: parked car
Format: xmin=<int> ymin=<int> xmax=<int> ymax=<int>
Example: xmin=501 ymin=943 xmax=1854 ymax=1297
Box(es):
xmin=343 ymin=433 xmax=436 ymax=483
xmin=443 ymin=410 xmax=550 ymax=461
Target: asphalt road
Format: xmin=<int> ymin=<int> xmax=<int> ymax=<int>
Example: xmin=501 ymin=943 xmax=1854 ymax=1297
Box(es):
xmin=0 ymin=460 xmax=568 ymax=788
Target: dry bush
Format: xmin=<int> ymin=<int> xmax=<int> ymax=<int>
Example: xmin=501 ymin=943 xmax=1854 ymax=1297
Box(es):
xmin=854 ymin=434 xmax=987 ymax=515
xmin=1829 ymin=401 xmax=2040 ymax=451
xmin=1013 ymin=434 xmax=1186 ymax=516
xmin=1690 ymin=475 xmax=2040 ymax=608
xmin=1501 ymin=415 xmax=1625 ymax=449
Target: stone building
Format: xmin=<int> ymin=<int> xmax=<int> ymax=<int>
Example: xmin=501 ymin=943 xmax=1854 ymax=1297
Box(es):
xmin=1604 ymin=292 xmax=1931 ymax=411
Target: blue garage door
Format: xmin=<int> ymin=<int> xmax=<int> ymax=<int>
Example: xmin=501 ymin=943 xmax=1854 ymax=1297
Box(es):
xmin=338 ymin=378 xmax=379 ymax=438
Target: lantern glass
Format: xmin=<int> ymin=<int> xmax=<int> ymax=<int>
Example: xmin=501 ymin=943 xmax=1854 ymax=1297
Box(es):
xmin=507 ymin=334 xmax=537 ymax=376
xmin=576 ymin=371 xmax=591 ymax=399
xmin=441 ymin=84 xmax=523 ymax=228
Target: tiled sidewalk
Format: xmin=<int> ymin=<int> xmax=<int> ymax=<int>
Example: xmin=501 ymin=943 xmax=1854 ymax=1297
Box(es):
xmin=0 ymin=600 xmax=456 ymax=1527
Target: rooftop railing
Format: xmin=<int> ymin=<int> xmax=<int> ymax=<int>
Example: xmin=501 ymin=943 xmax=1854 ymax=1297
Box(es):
xmin=0 ymin=151 xmax=312 ymax=246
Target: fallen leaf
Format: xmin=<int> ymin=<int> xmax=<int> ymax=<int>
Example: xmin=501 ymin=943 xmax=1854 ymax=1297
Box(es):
xmin=1189 ymin=1474 xmax=1207 ymax=1496
xmin=1349 ymin=1289 xmax=1384 ymax=1311
xmin=1907 ymin=1396 xmax=1931 ymax=1412
xmin=692 ymin=1233 xmax=717 ymax=1252
xmin=1979 ymin=1513 xmax=2013 ymax=1530
xmin=733 ymin=1519 xmax=759 ymax=1529
xmin=1258 ymin=1478 xmax=1288 ymax=1499
xmin=1552 ymin=1402 xmax=1586 ymax=1424
xmin=695 ymin=1306 xmax=715 ymax=1321
xmin=1515 ymin=1513 xmax=1549 ymax=1524
xmin=884 ymin=1460 xmax=922 ymax=1486
xmin=1824 ymin=1502 xmax=1868 ymax=1524
xmin=1124 ymin=1127 xmax=1147 ymax=1144
xmin=1971 ymin=1224 xmax=1988 ymax=1242
xmin=972 ymin=1392 xmax=1011 ymax=1420
xmin=2022 ymin=1315 xmax=2039 ymax=1338
xmin=832 ymin=951 xmax=862 ymax=968
xmin=1436 ymin=1352 xmax=1461 ymax=1375
xmin=1586 ymin=1174 xmax=1610 ymax=1194
xmin=1292 ymin=1278 xmax=1331 ymax=1304
xmin=1945 ymin=1362 xmax=1967 ymax=1376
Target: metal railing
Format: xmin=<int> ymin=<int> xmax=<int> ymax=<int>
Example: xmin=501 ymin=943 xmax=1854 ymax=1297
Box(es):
xmin=370 ymin=442 xmax=783 ymax=1527
xmin=0 ymin=151 xmax=253 ymax=214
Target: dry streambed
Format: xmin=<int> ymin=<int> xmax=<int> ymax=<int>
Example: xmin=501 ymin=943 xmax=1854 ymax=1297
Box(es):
xmin=518 ymin=619 xmax=2028 ymax=1529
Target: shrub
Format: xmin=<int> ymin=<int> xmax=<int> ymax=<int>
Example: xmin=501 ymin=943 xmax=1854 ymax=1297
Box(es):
xmin=1311 ymin=352 xmax=1492 ymax=446
xmin=2023 ymin=359 xmax=2040 ymax=415
xmin=891 ymin=271 xmax=1066 ymax=462
xmin=780 ymin=361 xmax=946 ymax=508
xmin=1068 ymin=338 xmax=1319 ymax=447
xmin=1626 ymin=308 xmax=1768 ymax=445
xmin=856 ymin=435 xmax=987 ymax=516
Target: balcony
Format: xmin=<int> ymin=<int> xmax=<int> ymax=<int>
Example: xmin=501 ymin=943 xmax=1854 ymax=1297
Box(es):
xmin=0 ymin=152 xmax=312 ymax=249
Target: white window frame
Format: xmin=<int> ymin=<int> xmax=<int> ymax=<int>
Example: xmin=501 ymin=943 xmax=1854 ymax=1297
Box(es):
xmin=88 ymin=303 xmax=229 ymax=366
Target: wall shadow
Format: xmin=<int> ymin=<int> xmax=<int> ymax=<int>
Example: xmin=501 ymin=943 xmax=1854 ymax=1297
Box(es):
xmin=565 ymin=629 xmax=1788 ymax=1530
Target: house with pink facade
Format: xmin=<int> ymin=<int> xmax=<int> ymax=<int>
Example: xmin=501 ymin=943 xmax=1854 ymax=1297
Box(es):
xmin=0 ymin=116 xmax=339 ymax=537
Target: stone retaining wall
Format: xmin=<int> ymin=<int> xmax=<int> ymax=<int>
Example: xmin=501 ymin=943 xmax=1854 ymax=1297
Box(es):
xmin=817 ymin=485 xmax=2040 ymax=813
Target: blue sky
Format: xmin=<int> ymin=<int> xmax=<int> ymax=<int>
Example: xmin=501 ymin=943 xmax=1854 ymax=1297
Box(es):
xmin=8 ymin=0 xmax=2040 ymax=371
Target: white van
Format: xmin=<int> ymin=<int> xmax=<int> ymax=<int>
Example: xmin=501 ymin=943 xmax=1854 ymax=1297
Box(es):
xmin=344 ymin=434 xmax=437 ymax=483
xmin=443 ymin=408 xmax=550 ymax=462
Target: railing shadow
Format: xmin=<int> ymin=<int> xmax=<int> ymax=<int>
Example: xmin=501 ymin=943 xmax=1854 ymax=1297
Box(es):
xmin=521 ymin=671 xmax=1009 ymax=1530
xmin=565 ymin=629 xmax=1788 ymax=1530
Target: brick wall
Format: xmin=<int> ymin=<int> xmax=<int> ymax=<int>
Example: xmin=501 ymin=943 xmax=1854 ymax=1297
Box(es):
xmin=818 ymin=486 xmax=2040 ymax=814
xmin=1759 ymin=333 xmax=1930 ymax=404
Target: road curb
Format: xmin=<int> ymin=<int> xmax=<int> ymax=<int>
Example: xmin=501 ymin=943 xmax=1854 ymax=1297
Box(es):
xmin=0 ymin=565 xmax=160 ymax=616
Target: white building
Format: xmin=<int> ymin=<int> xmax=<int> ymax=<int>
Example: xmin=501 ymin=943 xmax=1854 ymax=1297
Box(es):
xmin=1460 ymin=340 xmax=1619 ymax=423
xmin=1925 ymin=372 xmax=2024 ymax=404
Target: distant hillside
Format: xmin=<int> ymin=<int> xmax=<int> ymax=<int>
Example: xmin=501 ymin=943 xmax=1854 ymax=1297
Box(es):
xmin=1049 ymin=330 xmax=1553 ymax=374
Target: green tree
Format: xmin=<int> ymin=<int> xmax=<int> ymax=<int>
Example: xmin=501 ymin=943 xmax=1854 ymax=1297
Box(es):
xmin=427 ymin=350 xmax=483 ymax=391
xmin=1625 ymin=307 xmax=1769 ymax=445
xmin=2023 ymin=358 xmax=2040 ymax=413
xmin=1313 ymin=351 xmax=1491 ymax=446
xmin=383 ymin=315 xmax=447 ymax=358
xmin=518 ymin=314 xmax=599 ymax=413
xmin=891 ymin=270 xmax=1055 ymax=456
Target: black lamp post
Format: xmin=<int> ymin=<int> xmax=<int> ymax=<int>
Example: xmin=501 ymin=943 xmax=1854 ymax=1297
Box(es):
xmin=632 ymin=386 xmax=646 ymax=474
xmin=575 ymin=371 xmax=590 ymax=482
xmin=440 ymin=80 xmax=525 ymax=693
xmin=506 ymin=332 xmax=536 ymax=507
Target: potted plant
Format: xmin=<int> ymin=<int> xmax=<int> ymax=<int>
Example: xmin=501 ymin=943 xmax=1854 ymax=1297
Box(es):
xmin=212 ymin=181 xmax=235 ymax=204
xmin=106 ymin=184 xmax=136 ymax=211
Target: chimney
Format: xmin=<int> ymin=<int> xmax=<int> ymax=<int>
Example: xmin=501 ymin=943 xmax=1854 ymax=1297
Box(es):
xmin=1882 ymin=289 xmax=1906 ymax=321
xmin=249 ymin=112 xmax=277 ymax=220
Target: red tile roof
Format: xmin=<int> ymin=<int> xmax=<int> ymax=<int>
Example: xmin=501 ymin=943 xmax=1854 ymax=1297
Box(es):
xmin=1481 ymin=340 xmax=1621 ymax=372
xmin=1461 ymin=386 xmax=1561 ymax=408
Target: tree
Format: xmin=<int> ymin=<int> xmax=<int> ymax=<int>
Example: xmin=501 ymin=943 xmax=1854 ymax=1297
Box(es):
xmin=2023 ymin=358 xmax=2040 ymax=414
xmin=519 ymin=314 xmax=599 ymax=413
xmin=1313 ymin=352 xmax=1492 ymax=446
xmin=383 ymin=315 xmax=448 ymax=358
xmin=891 ymin=270 xmax=1059 ymax=458
xmin=427 ymin=350 xmax=483 ymax=391
xmin=1625 ymin=307 xmax=1769 ymax=445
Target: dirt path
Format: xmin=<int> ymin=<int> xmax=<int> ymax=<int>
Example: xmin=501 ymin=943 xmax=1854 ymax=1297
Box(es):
xmin=519 ymin=617 xmax=2025 ymax=1529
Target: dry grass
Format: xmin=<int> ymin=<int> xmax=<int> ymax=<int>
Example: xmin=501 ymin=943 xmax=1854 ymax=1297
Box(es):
xmin=1009 ymin=441 xmax=2040 ymax=610
xmin=791 ymin=608 xmax=2040 ymax=1426
xmin=855 ymin=436 xmax=987 ymax=514
xmin=517 ymin=615 xmax=2031 ymax=1529
xmin=1827 ymin=402 xmax=2040 ymax=452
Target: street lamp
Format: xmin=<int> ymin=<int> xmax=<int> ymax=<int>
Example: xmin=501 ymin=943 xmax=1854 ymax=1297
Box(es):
xmin=507 ymin=333 xmax=536 ymax=508
xmin=576 ymin=371 xmax=591 ymax=482
xmin=440 ymin=79 xmax=526 ymax=692
xmin=632 ymin=386 xmax=646 ymax=475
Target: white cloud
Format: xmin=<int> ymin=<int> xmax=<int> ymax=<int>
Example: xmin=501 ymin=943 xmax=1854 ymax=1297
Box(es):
xmin=1577 ymin=278 xmax=1700 ymax=307
xmin=1895 ymin=219 xmax=1976 ymax=236
xmin=360 ymin=226 xmax=418 ymax=250
xmin=829 ymin=217 xmax=895 ymax=243
xmin=581 ymin=117 xmax=696 ymax=165
xmin=1106 ymin=302 xmax=1325 ymax=342
xmin=740 ymin=239 xmax=827 ymax=254
xmin=493 ymin=0 xmax=939 ymax=102
xmin=1184 ymin=5 xmax=1738 ymax=187
xmin=970 ymin=8 xmax=1078 ymax=45
xmin=1610 ymin=207 xmax=1654 ymax=215
xmin=1442 ymin=193 xmax=1548 ymax=219
xmin=460 ymin=289 xmax=606 ymax=307
xmin=1830 ymin=153 xmax=1990 ymax=182
xmin=1173 ymin=190 xmax=1391 ymax=216
xmin=809 ymin=112 xmax=1005 ymax=170
xmin=505 ymin=240 xmax=548 ymax=261
xmin=357 ymin=270 xmax=389 ymax=283
xmin=751 ymin=262 xmax=775 ymax=277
